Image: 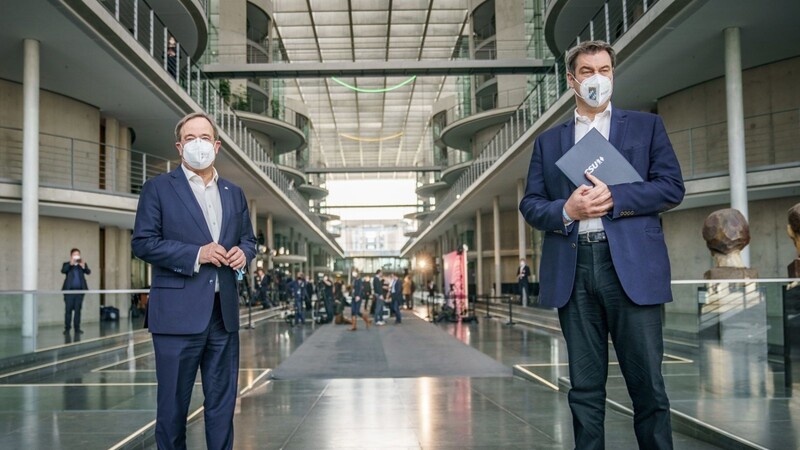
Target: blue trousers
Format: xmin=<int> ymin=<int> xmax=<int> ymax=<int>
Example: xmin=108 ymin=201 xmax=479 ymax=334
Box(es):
xmin=152 ymin=295 xmax=239 ymax=450
xmin=294 ymin=296 xmax=305 ymax=324
xmin=351 ymin=299 xmax=362 ymax=316
xmin=558 ymin=241 xmax=672 ymax=450
xmin=391 ymin=296 xmax=402 ymax=323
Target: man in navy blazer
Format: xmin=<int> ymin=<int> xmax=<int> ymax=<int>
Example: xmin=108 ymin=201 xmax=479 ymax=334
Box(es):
xmin=520 ymin=41 xmax=684 ymax=450
xmin=132 ymin=112 xmax=256 ymax=450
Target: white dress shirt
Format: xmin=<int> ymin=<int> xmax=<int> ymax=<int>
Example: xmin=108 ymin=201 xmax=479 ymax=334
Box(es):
xmin=182 ymin=164 xmax=223 ymax=292
xmin=574 ymin=103 xmax=612 ymax=233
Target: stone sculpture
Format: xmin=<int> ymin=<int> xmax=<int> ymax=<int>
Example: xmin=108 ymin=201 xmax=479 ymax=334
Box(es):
xmin=702 ymin=208 xmax=757 ymax=279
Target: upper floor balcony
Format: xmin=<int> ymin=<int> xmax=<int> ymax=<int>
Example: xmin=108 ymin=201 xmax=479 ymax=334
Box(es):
xmin=100 ymin=0 xmax=209 ymax=61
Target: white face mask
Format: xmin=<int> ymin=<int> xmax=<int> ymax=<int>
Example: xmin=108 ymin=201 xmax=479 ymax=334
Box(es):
xmin=181 ymin=138 xmax=216 ymax=170
xmin=574 ymin=73 xmax=613 ymax=108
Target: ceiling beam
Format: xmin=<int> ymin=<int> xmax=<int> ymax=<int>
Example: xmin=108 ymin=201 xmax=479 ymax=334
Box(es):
xmin=202 ymin=58 xmax=555 ymax=78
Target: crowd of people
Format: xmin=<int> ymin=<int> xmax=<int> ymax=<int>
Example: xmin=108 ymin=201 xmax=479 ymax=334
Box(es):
xmin=249 ymin=268 xmax=417 ymax=328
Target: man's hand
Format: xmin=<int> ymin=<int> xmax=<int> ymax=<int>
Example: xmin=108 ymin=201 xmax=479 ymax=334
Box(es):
xmin=199 ymin=242 xmax=229 ymax=267
xmin=225 ymin=246 xmax=246 ymax=271
xmin=563 ymin=173 xmax=614 ymax=220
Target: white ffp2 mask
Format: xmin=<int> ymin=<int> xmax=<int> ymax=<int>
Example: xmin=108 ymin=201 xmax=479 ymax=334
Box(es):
xmin=574 ymin=73 xmax=613 ymax=108
xmin=181 ymin=138 xmax=216 ymax=170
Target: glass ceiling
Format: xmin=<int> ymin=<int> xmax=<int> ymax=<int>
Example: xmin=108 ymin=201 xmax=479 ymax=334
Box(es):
xmin=273 ymin=0 xmax=469 ymax=180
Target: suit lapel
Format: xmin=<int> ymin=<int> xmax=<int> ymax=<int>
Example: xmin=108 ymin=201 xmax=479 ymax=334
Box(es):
xmin=218 ymin=178 xmax=234 ymax=242
xmin=169 ymin=167 xmax=213 ymax=242
xmin=560 ymin=119 xmax=577 ymax=192
xmin=609 ymin=108 xmax=628 ymax=154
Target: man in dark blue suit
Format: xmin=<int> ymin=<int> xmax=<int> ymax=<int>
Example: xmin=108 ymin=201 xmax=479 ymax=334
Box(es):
xmin=520 ymin=41 xmax=684 ymax=450
xmin=388 ymin=272 xmax=402 ymax=324
xmin=132 ymin=112 xmax=257 ymax=450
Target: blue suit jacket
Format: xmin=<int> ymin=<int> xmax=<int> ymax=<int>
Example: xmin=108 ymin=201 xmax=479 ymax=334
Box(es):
xmin=132 ymin=167 xmax=257 ymax=334
xmin=519 ymin=108 xmax=685 ymax=308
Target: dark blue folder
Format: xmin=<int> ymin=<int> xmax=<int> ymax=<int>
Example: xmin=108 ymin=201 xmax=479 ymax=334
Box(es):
xmin=555 ymin=128 xmax=643 ymax=187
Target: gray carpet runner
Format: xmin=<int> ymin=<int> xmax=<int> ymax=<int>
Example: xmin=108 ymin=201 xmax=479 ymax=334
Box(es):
xmin=271 ymin=313 xmax=512 ymax=379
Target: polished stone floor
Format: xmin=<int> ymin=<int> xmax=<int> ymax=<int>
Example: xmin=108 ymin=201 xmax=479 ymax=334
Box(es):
xmin=3 ymin=295 xmax=796 ymax=448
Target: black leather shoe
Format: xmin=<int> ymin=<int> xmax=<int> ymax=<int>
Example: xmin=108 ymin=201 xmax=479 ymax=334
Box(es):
xmin=76 ymin=329 xmax=84 ymax=334
xmin=63 ymin=329 xmax=70 ymax=335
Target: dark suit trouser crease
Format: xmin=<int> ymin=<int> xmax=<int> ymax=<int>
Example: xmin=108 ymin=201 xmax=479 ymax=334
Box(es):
xmin=152 ymin=295 xmax=239 ymax=450
xmin=558 ymin=242 xmax=672 ymax=450
xmin=64 ymin=294 xmax=84 ymax=331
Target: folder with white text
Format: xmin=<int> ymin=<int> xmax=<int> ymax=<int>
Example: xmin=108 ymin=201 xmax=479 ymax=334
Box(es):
xmin=555 ymin=128 xmax=643 ymax=187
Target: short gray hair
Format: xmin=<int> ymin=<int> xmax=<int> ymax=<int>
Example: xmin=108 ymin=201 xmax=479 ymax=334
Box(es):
xmin=566 ymin=40 xmax=616 ymax=75
xmin=174 ymin=112 xmax=218 ymax=142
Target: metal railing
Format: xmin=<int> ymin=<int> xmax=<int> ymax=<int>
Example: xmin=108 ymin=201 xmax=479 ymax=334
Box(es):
xmin=413 ymin=0 xmax=658 ymax=234
xmin=668 ymin=108 xmax=800 ymax=179
xmin=96 ymin=0 xmax=334 ymax=240
xmin=0 ymin=126 xmax=174 ymax=195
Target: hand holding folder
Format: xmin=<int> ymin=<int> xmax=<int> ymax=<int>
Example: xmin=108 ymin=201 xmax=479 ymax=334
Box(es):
xmin=555 ymin=128 xmax=643 ymax=187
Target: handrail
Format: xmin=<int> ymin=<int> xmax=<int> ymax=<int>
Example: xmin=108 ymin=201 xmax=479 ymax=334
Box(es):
xmin=0 ymin=125 xmax=174 ymax=196
xmin=412 ymin=0 xmax=663 ymax=236
xmin=97 ymin=0 xmax=337 ymax=243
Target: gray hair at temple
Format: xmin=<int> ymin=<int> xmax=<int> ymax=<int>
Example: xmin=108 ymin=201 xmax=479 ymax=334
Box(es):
xmin=174 ymin=112 xmax=219 ymax=142
xmin=566 ymin=40 xmax=617 ymax=75
xmin=789 ymin=203 xmax=800 ymax=235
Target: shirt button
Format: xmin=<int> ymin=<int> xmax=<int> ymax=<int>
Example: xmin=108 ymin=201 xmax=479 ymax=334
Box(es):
xmin=571 ymin=243 xmax=576 ymax=249
xmin=209 ymin=280 xmax=213 ymax=284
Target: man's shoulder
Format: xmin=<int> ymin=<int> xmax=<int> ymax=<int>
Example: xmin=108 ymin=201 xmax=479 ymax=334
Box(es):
xmin=539 ymin=119 xmax=569 ymax=140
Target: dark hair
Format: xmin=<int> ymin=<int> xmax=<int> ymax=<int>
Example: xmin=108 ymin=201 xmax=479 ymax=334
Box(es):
xmin=70 ymin=248 xmax=80 ymax=254
xmin=566 ymin=40 xmax=616 ymax=75
xmin=375 ymin=269 xmax=382 ymax=275
xmin=174 ymin=112 xmax=218 ymax=142
xmin=789 ymin=203 xmax=800 ymax=235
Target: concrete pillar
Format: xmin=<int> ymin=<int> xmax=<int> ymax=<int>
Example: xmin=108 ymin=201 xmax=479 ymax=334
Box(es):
xmin=266 ymin=213 xmax=274 ymax=269
xmin=493 ymin=196 xmax=501 ymax=297
xmin=517 ymin=179 xmax=527 ymax=306
xmin=104 ymin=117 xmax=119 ymax=192
xmin=22 ymin=39 xmax=40 ymax=338
xmin=249 ymin=199 xmax=257 ymax=275
xmin=117 ymin=126 xmax=131 ymax=193
xmin=724 ymin=27 xmax=750 ymax=267
xmin=475 ymin=208 xmax=483 ymax=296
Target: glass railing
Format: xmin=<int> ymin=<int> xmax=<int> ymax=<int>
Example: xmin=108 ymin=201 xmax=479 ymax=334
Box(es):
xmin=413 ymin=0 xmax=658 ymax=236
xmin=246 ymin=39 xmax=270 ymax=64
xmin=0 ymin=126 xmax=175 ymax=196
xmin=0 ymin=289 xmax=150 ymax=360
xmin=445 ymin=86 xmax=531 ymax=125
xmin=446 ymin=150 xmax=473 ymax=167
xmin=97 ymin=0 xmax=334 ymax=241
xmin=667 ymin=108 xmax=800 ymax=180
xmin=661 ymin=279 xmax=798 ymax=398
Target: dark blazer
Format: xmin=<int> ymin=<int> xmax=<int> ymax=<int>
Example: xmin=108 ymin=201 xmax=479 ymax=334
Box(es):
xmin=352 ymin=277 xmax=364 ymax=299
xmin=519 ymin=108 xmax=684 ymax=308
xmin=61 ymin=262 xmax=90 ymax=290
xmin=132 ymin=167 xmax=257 ymax=334
xmin=389 ymin=278 xmax=402 ymax=301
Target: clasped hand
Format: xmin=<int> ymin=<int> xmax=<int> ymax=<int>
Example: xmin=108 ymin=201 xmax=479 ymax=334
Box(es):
xmin=199 ymin=243 xmax=246 ymax=270
xmin=564 ymin=173 xmax=614 ymax=221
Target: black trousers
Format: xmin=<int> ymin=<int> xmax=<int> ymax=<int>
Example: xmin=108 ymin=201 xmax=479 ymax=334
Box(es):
xmin=558 ymin=241 xmax=672 ymax=450
xmin=64 ymin=294 xmax=84 ymax=331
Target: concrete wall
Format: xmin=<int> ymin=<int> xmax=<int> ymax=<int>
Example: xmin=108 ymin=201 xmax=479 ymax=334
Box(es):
xmin=657 ymin=56 xmax=800 ymax=280
xmin=658 ymin=56 xmax=800 ymax=175
xmin=664 ymin=197 xmax=799 ymax=281
xmin=0 ymin=78 xmax=101 ymax=187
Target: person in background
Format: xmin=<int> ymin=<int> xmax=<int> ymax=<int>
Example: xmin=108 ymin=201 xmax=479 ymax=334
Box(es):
xmin=61 ymin=248 xmax=91 ymax=335
xmin=402 ymin=274 xmax=413 ymax=310
xmin=519 ymin=40 xmax=683 ymax=449
xmin=517 ymin=258 xmax=531 ymax=305
xmin=389 ymin=272 xmax=403 ymax=324
xmin=372 ymin=269 xmax=386 ymax=325
xmin=289 ymin=272 xmax=306 ymax=326
xmin=348 ymin=269 xmax=371 ymax=331
xmin=321 ymin=274 xmax=334 ymax=323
